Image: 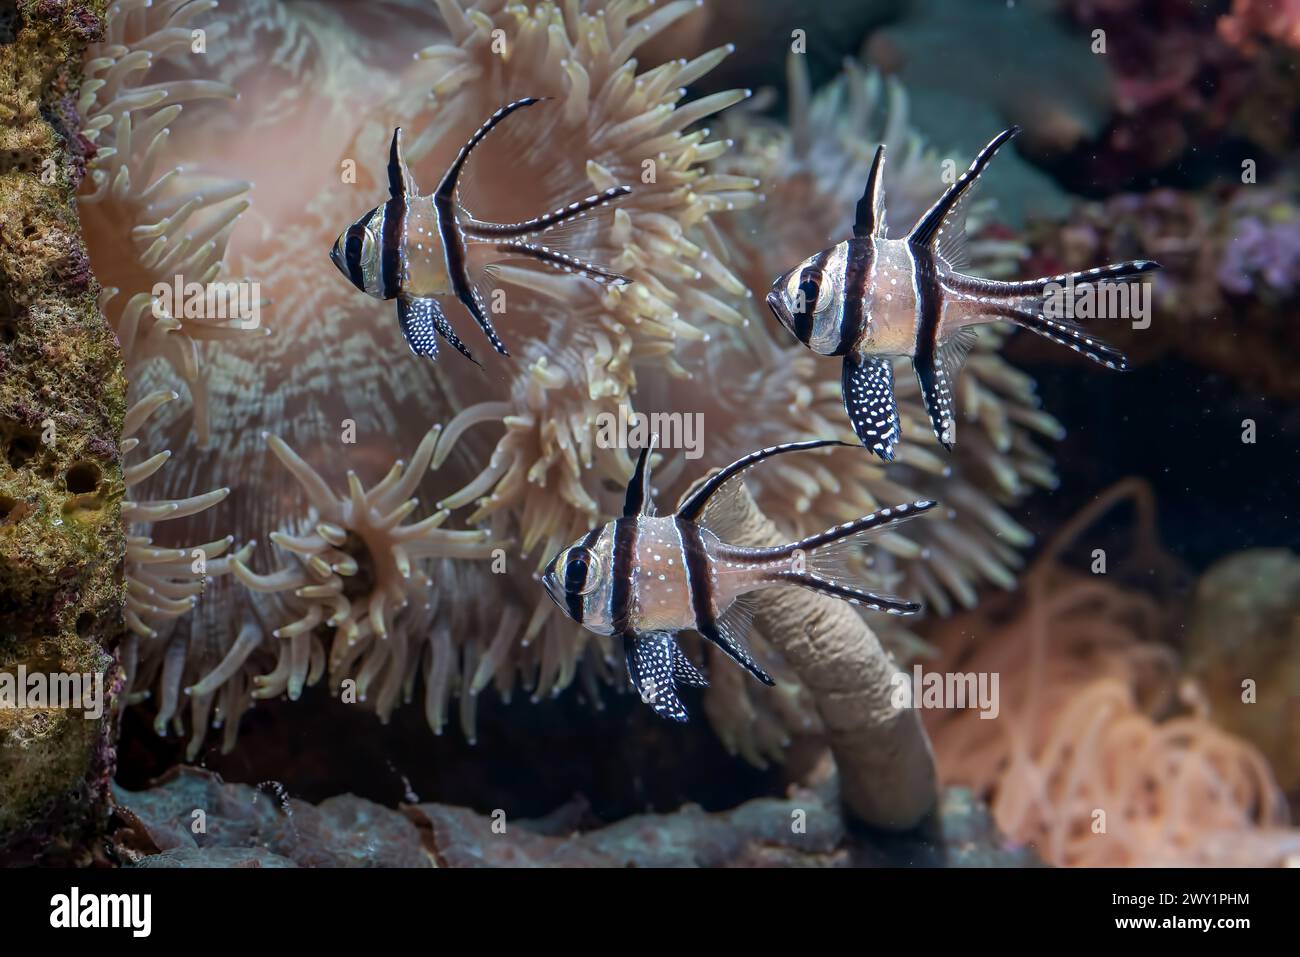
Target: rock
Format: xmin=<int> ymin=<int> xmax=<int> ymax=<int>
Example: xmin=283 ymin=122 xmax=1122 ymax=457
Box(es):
xmin=0 ymin=0 xmax=126 ymax=865
xmin=1186 ymin=549 xmax=1300 ymax=794
xmin=110 ymin=766 xmax=430 ymax=868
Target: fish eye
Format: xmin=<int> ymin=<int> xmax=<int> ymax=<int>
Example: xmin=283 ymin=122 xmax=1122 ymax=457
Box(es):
xmin=797 ymin=278 xmax=820 ymax=314
xmin=563 ymin=547 xmax=600 ymax=595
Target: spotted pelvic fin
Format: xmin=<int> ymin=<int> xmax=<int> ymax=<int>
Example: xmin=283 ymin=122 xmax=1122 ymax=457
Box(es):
xmin=842 ymin=353 xmax=901 ymax=461
xmin=624 ymin=632 xmax=690 ymax=722
xmin=397 ymin=294 xmax=480 ymax=366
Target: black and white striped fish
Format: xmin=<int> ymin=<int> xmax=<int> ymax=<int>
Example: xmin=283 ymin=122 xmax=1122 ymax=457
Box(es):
xmin=330 ymin=97 xmax=632 ymax=365
xmin=765 ymin=128 xmax=1161 ymax=460
xmin=540 ymin=439 xmax=936 ymax=721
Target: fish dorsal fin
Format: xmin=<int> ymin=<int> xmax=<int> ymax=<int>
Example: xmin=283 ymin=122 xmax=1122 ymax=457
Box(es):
xmin=853 ymin=144 xmax=887 ymax=239
xmin=907 ymin=127 xmax=1019 ymax=267
xmin=434 ymin=97 xmax=544 ymax=204
xmin=387 ymin=128 xmax=417 ymax=199
xmin=622 ymin=436 xmax=659 ymax=517
xmin=676 ymin=440 xmax=849 ymax=538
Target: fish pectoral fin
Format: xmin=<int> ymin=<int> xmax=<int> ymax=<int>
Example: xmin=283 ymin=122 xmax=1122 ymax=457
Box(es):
xmin=842 ymin=353 xmax=900 ymax=461
xmin=625 ymin=632 xmax=690 ymax=722
xmin=699 ymin=597 xmax=773 ymax=687
xmin=397 ymin=295 xmax=482 ymax=367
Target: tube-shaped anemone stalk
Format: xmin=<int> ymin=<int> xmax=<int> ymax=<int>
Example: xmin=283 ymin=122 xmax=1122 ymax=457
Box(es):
xmin=80 ymin=0 xmax=266 ymax=444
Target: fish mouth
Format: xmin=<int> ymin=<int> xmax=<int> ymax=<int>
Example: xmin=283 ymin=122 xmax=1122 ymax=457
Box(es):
xmin=766 ymin=289 xmax=792 ymax=329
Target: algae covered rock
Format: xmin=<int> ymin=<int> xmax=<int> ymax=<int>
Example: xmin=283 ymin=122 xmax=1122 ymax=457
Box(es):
xmin=0 ymin=0 xmax=124 ymax=863
xmin=1186 ymin=549 xmax=1300 ymax=795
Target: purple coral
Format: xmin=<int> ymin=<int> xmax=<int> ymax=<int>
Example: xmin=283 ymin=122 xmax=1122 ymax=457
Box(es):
xmin=1218 ymin=213 xmax=1300 ymax=297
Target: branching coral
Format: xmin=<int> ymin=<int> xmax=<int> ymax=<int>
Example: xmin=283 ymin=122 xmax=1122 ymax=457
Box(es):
xmin=924 ymin=482 xmax=1300 ymax=867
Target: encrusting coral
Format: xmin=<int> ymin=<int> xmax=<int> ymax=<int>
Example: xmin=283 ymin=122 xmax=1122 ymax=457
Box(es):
xmin=924 ymin=482 xmax=1300 ymax=867
xmin=82 ymin=0 xmax=1077 ymax=769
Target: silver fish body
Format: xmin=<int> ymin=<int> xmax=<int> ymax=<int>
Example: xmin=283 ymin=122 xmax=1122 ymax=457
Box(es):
xmin=767 ymin=128 xmax=1160 ymax=459
xmin=330 ymin=98 xmax=632 ymax=365
xmin=542 ymin=440 xmax=936 ymax=721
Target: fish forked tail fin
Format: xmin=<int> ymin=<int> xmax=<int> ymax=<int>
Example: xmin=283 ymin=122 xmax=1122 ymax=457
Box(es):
xmin=624 ymin=632 xmax=708 ymax=722
xmin=755 ymin=500 xmax=938 ymax=616
xmin=992 ymin=259 xmax=1161 ymax=300
xmin=463 ymin=186 xmax=633 ymax=239
xmin=985 ymin=301 xmax=1130 ymax=371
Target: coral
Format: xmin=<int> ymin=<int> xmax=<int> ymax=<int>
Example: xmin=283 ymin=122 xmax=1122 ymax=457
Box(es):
xmin=230 ymin=427 xmax=499 ymax=720
xmin=1024 ymin=184 xmax=1300 ymax=397
xmin=0 ymin=0 xmax=124 ymax=861
xmin=110 ymin=765 xmax=429 ymax=866
xmin=1185 ymin=548 xmax=1300 ymax=796
xmin=118 ymin=388 xmax=248 ymax=760
xmin=924 ymin=482 xmax=1300 ymax=867
xmin=1219 ymin=0 xmax=1300 ymax=54
xmin=1055 ymin=0 xmax=1260 ymax=190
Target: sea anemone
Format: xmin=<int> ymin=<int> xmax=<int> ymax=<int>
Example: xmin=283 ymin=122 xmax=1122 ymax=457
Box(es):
xmin=89 ymin=0 xmax=1069 ymax=762
xmin=924 ymin=482 xmax=1300 ymax=866
xmin=120 ymin=389 xmax=245 ymax=757
xmin=79 ymin=0 xmax=265 ymax=444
